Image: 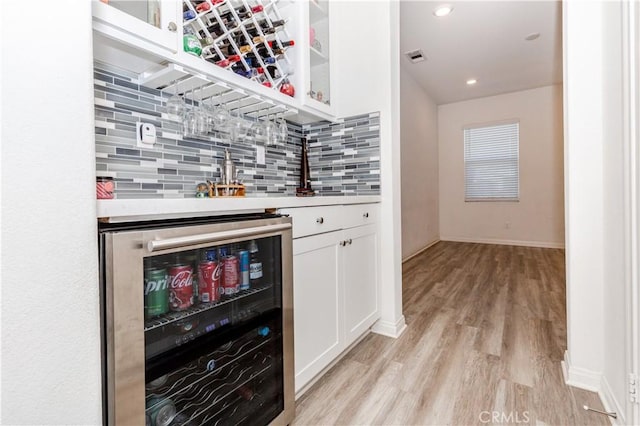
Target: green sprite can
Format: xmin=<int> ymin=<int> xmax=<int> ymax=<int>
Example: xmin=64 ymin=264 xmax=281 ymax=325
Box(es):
xmin=144 ymin=267 xmax=168 ymax=319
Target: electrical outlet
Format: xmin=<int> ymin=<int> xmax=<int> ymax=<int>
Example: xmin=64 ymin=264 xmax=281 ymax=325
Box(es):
xmin=256 ymin=146 xmax=265 ymax=165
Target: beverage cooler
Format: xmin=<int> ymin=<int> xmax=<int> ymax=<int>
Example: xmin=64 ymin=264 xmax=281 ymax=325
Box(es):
xmin=98 ymin=214 xmax=294 ymax=426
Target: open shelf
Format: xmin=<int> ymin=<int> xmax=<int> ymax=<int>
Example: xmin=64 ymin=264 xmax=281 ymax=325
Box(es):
xmin=309 ymin=46 xmax=329 ymax=68
xmin=309 ymin=1 xmax=328 ymax=25
xmin=144 ymin=283 xmax=274 ymax=332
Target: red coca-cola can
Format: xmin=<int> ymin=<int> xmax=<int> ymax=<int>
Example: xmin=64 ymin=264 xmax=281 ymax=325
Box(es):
xmin=168 ymin=264 xmax=194 ymax=311
xmin=198 ymin=260 xmax=221 ymax=303
xmin=223 ymin=255 xmax=239 ymax=296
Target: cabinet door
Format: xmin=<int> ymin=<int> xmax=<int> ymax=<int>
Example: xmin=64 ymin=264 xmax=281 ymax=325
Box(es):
xmin=93 ymin=0 xmax=179 ymax=54
xmin=342 ymin=224 xmax=379 ymax=345
xmin=292 ymin=231 xmax=342 ymax=393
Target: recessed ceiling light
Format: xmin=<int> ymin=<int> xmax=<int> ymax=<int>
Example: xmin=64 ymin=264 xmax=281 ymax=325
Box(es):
xmin=525 ymin=32 xmax=541 ymax=41
xmin=433 ymin=4 xmax=453 ymax=17
xmin=466 ymin=79 xmax=477 ymax=85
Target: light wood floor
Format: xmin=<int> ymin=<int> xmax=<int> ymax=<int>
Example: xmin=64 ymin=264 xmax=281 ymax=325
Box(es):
xmin=293 ymin=242 xmax=610 ymax=426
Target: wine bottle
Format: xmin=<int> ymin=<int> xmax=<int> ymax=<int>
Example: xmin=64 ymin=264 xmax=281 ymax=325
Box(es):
xmin=184 ymin=34 xmax=203 ymax=56
xmin=300 ymin=137 xmax=311 ymax=190
xmin=257 ymin=47 xmax=285 ymax=58
xmin=279 ymin=78 xmax=295 ymax=97
xmin=218 ymin=8 xmax=252 ymax=21
xmin=215 ymin=55 xmax=241 ymax=67
xmin=245 ymin=55 xmax=276 ymax=65
xmin=244 ymin=18 xmax=286 ymax=34
xmin=199 ymin=36 xmax=214 ymax=47
xmin=248 ymin=240 xmax=263 ymax=286
xmin=245 ymin=25 xmax=278 ymax=38
xmin=195 ymin=1 xmax=211 ymax=12
xmin=268 ymin=40 xmax=295 ymax=48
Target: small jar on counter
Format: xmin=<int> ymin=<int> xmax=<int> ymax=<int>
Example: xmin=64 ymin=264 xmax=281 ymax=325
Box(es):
xmin=96 ymin=177 xmax=114 ymax=199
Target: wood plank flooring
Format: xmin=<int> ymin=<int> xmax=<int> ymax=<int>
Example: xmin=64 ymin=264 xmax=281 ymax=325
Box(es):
xmin=293 ymin=242 xmax=609 ymax=426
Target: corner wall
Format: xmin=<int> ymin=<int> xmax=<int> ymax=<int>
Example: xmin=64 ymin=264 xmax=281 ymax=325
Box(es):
xmin=400 ymin=67 xmax=439 ymax=260
xmin=562 ymin=1 xmax=632 ymax=423
xmin=331 ymin=0 xmax=405 ymax=338
xmin=438 ymin=85 xmax=565 ymax=248
xmin=1 ymin=1 xmax=102 ymax=423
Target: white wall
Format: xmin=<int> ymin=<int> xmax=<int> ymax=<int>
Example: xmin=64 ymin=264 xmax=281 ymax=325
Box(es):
xmin=438 ymin=85 xmax=565 ymax=248
xmin=562 ymin=1 xmax=633 ymax=422
xmin=400 ymin=67 xmax=439 ymax=260
xmin=1 ymin=1 xmax=102 ymax=424
xmin=332 ymin=1 xmax=406 ymax=337
xmin=601 ymin=1 xmax=629 ymax=419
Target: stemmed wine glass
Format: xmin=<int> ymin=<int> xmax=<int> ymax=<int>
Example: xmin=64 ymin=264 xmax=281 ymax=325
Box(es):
xmin=166 ymin=80 xmax=184 ymax=121
xmin=212 ymin=93 xmax=231 ymax=133
xmin=228 ymin=107 xmax=250 ymax=142
xmin=264 ymin=114 xmax=278 ymax=146
xmin=251 ymin=114 xmax=268 ymax=143
xmin=194 ymin=88 xmax=208 ymax=135
xmin=182 ymin=88 xmax=197 ymax=136
xmin=275 ymin=116 xmax=288 ymax=146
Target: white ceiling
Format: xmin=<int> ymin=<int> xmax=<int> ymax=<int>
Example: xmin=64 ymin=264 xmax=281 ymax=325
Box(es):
xmin=400 ymin=1 xmax=563 ymax=105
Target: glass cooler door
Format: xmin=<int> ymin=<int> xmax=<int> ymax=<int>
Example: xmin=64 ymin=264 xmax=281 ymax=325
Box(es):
xmin=142 ymin=235 xmax=284 ymax=426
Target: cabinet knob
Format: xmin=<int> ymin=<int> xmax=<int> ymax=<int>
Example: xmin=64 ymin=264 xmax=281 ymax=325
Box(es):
xmin=167 ymin=22 xmax=177 ymax=32
xmin=363 ymin=212 xmax=369 ymax=218
xmin=348 ymin=239 xmax=353 ymax=245
xmin=340 ymin=240 xmax=346 ymax=246
xmin=316 ymin=217 xmax=324 ymax=224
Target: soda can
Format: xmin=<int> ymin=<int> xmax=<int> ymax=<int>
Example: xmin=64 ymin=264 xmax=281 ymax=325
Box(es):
xmin=144 ymin=268 xmax=168 ymax=319
xmin=168 ymin=264 xmax=194 ymax=311
xmin=198 ymin=260 xmax=221 ymax=303
xmin=205 ymin=249 xmax=217 ymax=262
xmin=180 ymin=253 xmax=199 ymax=302
xmin=238 ymin=250 xmax=250 ymax=290
xmin=218 ymin=246 xmax=228 ymax=259
xmin=146 ymin=397 xmax=176 ymax=426
xmin=223 ymin=255 xmax=239 ymax=296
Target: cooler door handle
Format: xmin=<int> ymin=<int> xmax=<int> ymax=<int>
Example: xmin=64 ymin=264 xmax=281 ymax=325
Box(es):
xmin=147 ymin=223 xmax=291 ymax=252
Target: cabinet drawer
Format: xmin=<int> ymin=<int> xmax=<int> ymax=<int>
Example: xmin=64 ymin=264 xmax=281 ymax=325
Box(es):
xmin=342 ymin=203 xmax=379 ymax=229
xmin=280 ymin=206 xmax=343 ymax=239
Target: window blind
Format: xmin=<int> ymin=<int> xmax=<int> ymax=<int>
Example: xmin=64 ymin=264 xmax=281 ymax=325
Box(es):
xmin=464 ymin=122 xmax=519 ymax=201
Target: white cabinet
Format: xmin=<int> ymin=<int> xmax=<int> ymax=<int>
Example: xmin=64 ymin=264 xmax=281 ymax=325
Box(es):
xmin=343 ymin=224 xmax=378 ymax=345
xmin=282 ymin=203 xmax=379 ymax=394
xmin=92 ymin=0 xmax=180 ymax=54
xmin=300 ymin=0 xmax=334 ymax=116
xmin=291 ymin=230 xmax=342 ymax=393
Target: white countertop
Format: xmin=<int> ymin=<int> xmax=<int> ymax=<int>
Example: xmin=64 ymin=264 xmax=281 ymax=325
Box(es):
xmin=97 ymin=195 xmax=381 ymax=222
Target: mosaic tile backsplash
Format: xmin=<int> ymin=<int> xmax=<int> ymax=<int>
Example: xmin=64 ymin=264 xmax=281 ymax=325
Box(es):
xmin=94 ymin=62 xmax=380 ymax=198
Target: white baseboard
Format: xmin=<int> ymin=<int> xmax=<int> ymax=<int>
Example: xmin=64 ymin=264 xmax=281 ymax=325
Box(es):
xmin=371 ymin=315 xmax=407 ymax=338
xmin=402 ymin=239 xmax=440 ymax=263
xmin=440 ymin=235 xmax=565 ymax=249
xmin=562 ymin=351 xmax=623 ymax=425
xmin=562 ymin=351 xmax=601 ymax=391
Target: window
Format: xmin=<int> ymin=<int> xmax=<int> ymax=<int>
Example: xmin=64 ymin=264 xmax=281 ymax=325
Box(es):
xmin=464 ymin=121 xmax=519 ymax=201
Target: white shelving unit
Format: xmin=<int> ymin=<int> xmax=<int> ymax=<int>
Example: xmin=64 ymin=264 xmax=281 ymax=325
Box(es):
xmin=92 ymin=0 xmax=336 ymax=122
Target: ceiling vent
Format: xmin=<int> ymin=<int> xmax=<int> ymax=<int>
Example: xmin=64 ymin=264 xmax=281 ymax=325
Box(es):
xmin=405 ymin=49 xmax=426 ymax=64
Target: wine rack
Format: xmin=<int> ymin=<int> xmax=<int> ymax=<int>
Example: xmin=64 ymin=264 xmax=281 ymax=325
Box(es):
xmin=182 ymin=0 xmax=295 ymax=95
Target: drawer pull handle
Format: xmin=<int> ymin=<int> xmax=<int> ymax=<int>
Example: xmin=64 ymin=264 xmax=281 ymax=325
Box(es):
xmin=340 ymin=240 xmax=346 ymax=246
xmin=363 ymin=212 xmax=369 ymax=218
xmin=316 ymin=217 xmax=324 ymax=224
